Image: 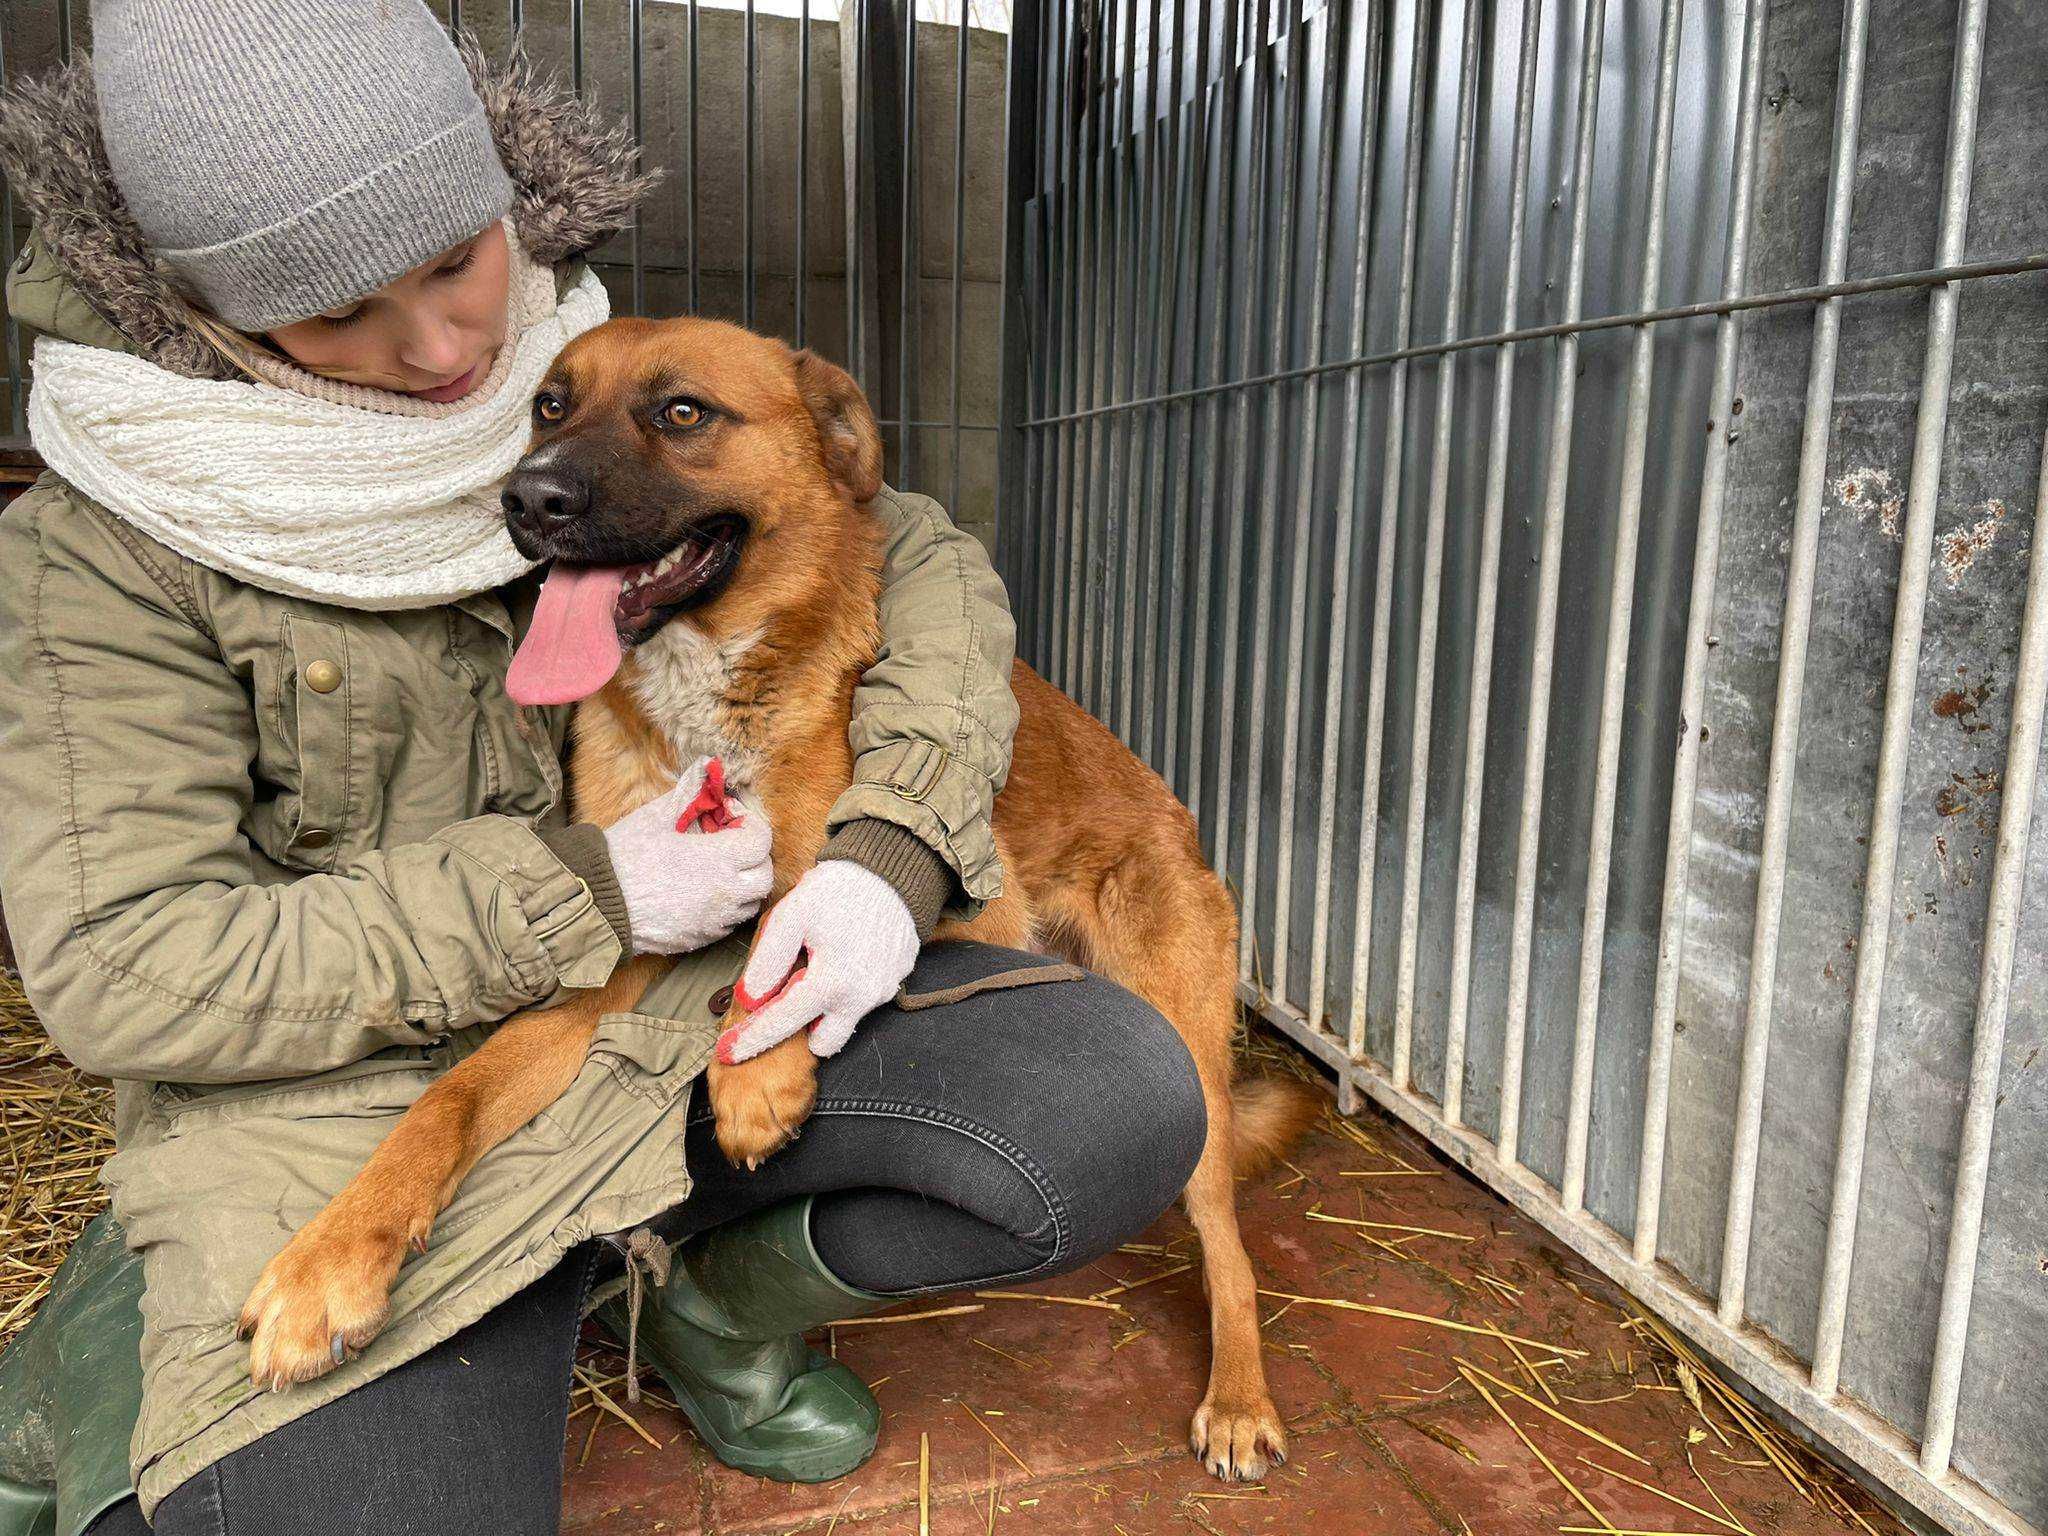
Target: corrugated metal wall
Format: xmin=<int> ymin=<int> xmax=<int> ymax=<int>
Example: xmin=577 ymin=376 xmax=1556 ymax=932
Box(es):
xmin=994 ymin=3 xmax=2048 ymax=1533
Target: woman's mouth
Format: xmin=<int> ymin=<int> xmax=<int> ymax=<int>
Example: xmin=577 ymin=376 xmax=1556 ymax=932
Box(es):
xmin=411 ymin=356 xmax=487 ymax=402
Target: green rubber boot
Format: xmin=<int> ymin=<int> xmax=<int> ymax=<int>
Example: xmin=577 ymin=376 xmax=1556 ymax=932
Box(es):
xmin=0 ymin=1214 xmax=145 ymax=1536
xmin=596 ymin=1197 xmax=891 ymax=1484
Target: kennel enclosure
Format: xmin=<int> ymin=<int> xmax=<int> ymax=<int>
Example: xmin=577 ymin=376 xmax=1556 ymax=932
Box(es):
xmin=2 ymin=2 xmax=2045 ymax=1533
xmin=994 ymin=3 xmax=2048 ymax=1535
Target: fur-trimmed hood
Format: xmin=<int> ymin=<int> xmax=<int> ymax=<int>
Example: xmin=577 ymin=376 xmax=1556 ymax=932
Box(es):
xmin=0 ymin=33 xmax=658 ymax=380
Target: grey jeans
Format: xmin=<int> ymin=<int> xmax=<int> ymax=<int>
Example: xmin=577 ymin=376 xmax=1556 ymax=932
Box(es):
xmin=104 ymin=942 xmax=1208 ymax=1535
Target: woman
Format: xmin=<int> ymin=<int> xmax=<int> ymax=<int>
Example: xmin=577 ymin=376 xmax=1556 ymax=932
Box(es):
xmin=0 ymin=4 xmax=1208 ymax=1532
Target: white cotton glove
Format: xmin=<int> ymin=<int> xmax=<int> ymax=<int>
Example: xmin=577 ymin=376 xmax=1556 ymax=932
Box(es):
xmin=603 ymin=756 xmax=775 ymax=956
xmin=715 ymin=859 xmax=920 ymax=1065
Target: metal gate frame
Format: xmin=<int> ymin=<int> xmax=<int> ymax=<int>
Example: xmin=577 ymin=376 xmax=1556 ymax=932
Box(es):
xmin=994 ymin=4 xmax=2048 ymax=1534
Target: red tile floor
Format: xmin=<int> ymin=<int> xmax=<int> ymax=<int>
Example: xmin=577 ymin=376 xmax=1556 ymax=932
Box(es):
xmin=561 ymin=1031 xmax=1904 ymax=1536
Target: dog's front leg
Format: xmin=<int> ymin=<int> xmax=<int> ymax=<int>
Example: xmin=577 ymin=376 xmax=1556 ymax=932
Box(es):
xmin=237 ymin=986 xmax=623 ymax=1390
xmin=707 ymin=1029 xmax=818 ymax=1169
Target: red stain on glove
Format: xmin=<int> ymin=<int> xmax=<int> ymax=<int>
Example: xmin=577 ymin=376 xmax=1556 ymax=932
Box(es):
xmin=715 ymin=950 xmax=812 ymax=1064
xmin=676 ymin=756 xmax=741 ymax=834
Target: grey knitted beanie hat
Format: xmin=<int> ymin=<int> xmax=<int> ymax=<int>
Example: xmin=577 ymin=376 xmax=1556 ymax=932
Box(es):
xmin=90 ymin=0 xmax=516 ymax=332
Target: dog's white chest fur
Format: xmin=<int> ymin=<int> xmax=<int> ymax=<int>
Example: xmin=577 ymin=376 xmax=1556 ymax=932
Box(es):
xmin=625 ymin=621 xmax=767 ymax=790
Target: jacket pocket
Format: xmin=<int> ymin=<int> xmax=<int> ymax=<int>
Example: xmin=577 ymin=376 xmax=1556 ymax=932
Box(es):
xmin=278 ymin=614 xmax=353 ymax=870
xmin=148 ymin=1046 xmax=444 ymax=1135
xmin=528 ymin=1009 xmax=720 ymax=1148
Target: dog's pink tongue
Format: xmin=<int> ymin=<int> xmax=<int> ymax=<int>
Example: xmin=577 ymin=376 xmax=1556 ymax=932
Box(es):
xmin=507 ymin=564 xmax=627 ymax=705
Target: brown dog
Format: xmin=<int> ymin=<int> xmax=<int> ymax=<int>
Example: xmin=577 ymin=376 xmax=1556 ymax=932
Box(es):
xmin=236 ymin=317 xmax=1319 ymax=1480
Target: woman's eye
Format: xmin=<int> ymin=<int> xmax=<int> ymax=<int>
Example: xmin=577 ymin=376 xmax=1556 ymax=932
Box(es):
xmin=437 ymin=247 xmax=478 ymax=279
xmin=319 ymin=306 xmax=364 ymax=329
xmin=534 ymin=392 xmax=566 ymax=424
xmin=660 ymin=399 xmax=707 ymax=430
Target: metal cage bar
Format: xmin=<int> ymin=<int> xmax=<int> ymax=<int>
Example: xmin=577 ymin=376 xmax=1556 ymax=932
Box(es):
xmin=1134 ymin=0 xmax=1190 ymax=768
xmin=1392 ymin=0 xmax=1481 ymax=1094
xmin=1179 ymin=0 xmax=1250 ymax=838
xmin=1204 ymin=0 xmax=1277 ymax=874
xmin=1269 ymin=0 xmax=1355 ymax=1006
xmin=1111 ymin=0 xmax=1165 ymax=742
xmin=1811 ymin=0 xmax=1989 ymax=1403
xmin=571 ymin=0 xmax=584 ymax=97
xmin=897 ymin=0 xmax=920 ymax=491
xmin=1304 ymin=0 xmax=1385 ymax=1047
xmin=1634 ymin=0 xmax=1771 ymax=1265
xmin=628 ymin=0 xmax=645 ymax=316
xmin=1345 ymin=0 xmax=1427 ymax=1063
xmin=1235 ymin=0 xmax=1311 ymax=981
xmin=1019 ymin=249 xmax=2048 ymax=432
xmin=948 ymin=0 xmax=970 ymax=510
xmin=1497 ymin=0 xmax=1607 ymax=1171
xmin=742 ymin=0 xmax=757 ymax=329
xmin=1443 ymin=0 xmax=1544 ymax=1131
xmin=1559 ymin=0 xmax=1685 ymax=1216
xmin=1153 ymin=0 xmax=1210 ymax=786
xmin=1919 ymin=420 xmax=2048 ymax=1480
xmin=1717 ymin=0 xmax=1872 ymax=1330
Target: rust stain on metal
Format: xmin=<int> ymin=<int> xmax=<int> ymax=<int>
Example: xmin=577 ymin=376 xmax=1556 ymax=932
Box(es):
xmin=1937 ymin=499 xmax=2009 ymax=587
xmin=1835 ymin=466 xmax=1903 ymax=540
xmin=1934 ymin=768 xmax=2002 ymax=834
xmin=1932 ymin=676 xmax=1994 ymax=733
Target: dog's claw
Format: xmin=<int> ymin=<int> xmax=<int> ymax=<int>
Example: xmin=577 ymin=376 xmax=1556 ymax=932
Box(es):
xmin=1190 ymin=1397 xmax=1288 ymax=1483
xmin=410 ymin=1232 xmax=429 ymax=1256
xmin=331 ymin=1332 xmax=347 ymax=1366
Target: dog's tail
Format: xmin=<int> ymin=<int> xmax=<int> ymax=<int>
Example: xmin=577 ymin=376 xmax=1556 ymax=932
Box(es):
xmin=1229 ymin=1074 xmax=1324 ymax=1179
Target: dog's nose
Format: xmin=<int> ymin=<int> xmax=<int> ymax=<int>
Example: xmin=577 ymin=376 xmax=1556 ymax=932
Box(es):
xmin=502 ymin=465 xmax=590 ymax=532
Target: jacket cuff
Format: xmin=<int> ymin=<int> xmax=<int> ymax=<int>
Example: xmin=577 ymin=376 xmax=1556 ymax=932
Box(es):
xmin=536 ymin=822 xmax=632 ymax=954
xmin=819 ymin=818 xmax=956 ymax=940
xmin=825 ymin=739 xmax=1004 ymax=913
xmin=430 ymin=816 xmax=623 ymax=991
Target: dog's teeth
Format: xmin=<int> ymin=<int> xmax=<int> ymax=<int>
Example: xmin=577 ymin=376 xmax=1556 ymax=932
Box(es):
xmin=619 ymin=545 xmax=693 ymax=598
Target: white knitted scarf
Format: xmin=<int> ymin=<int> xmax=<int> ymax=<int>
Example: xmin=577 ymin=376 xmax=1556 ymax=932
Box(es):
xmin=25 ymin=225 xmax=610 ymax=610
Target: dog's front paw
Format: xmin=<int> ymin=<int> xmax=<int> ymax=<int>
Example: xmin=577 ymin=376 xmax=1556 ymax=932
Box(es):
xmin=708 ymin=1038 xmax=817 ymax=1169
xmin=1190 ymin=1393 xmax=1289 ymax=1482
xmin=238 ymin=1199 xmax=429 ymax=1392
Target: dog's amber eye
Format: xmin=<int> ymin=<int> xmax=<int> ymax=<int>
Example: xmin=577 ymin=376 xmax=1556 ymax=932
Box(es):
xmin=660 ymin=398 xmax=707 ymax=430
xmin=533 ymin=391 xmax=566 ymax=424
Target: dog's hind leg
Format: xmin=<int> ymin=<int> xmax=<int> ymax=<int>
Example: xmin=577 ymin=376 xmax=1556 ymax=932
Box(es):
xmin=1165 ymin=985 xmax=1290 ymax=1479
xmin=1039 ymin=868 xmax=1290 ymax=1482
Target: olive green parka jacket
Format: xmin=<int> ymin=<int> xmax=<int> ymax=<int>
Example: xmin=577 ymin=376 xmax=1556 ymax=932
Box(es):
xmin=0 ymin=66 xmax=1016 ymax=1519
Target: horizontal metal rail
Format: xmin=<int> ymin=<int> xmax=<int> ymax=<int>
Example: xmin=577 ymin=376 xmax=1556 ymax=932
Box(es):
xmin=1021 ymin=251 xmax=2048 ymax=429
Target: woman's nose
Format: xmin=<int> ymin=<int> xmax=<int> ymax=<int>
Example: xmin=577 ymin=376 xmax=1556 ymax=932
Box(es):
xmin=396 ymin=313 xmax=470 ymax=379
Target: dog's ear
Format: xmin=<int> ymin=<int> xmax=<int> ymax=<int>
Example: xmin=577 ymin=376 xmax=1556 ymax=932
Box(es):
xmin=793 ymin=348 xmax=883 ymax=504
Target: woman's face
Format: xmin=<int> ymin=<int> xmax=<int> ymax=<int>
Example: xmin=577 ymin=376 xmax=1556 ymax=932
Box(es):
xmin=265 ymin=220 xmax=511 ymax=403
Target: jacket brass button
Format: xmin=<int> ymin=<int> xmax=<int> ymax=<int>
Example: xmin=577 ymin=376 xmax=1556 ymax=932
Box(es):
xmin=709 ymin=985 xmax=735 ymax=1014
xmin=304 ymin=658 xmax=342 ymax=693
xmin=298 ymin=828 xmax=334 ymax=849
